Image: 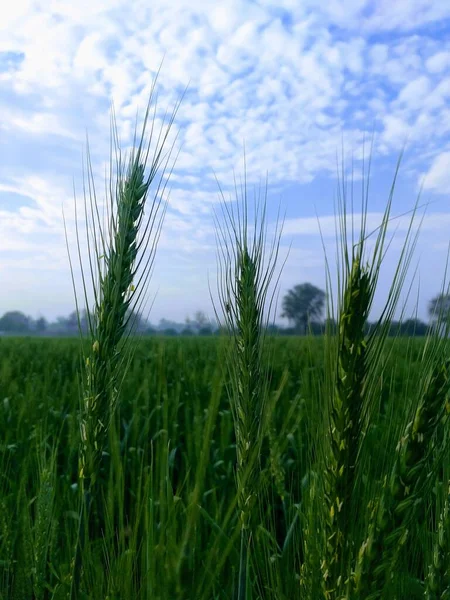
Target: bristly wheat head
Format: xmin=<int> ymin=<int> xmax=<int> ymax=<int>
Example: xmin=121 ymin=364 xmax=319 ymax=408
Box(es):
xmin=310 ymin=146 xmax=421 ymax=600
xmin=65 ymin=70 xmax=184 ymax=598
xmin=213 ymin=162 xmax=284 ymax=599
xmin=320 ymin=255 xmax=372 ymax=599
xmin=79 ymin=160 xmax=153 ymax=494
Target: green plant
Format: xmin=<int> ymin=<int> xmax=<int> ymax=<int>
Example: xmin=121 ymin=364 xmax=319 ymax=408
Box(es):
xmin=214 ymin=167 xmax=285 ymax=599
xmin=32 ymin=461 xmax=56 ymax=599
xmin=281 ymin=283 xmax=326 ymax=334
xmin=425 ymin=478 xmax=450 ymax=598
xmin=65 ymin=74 xmax=183 ymax=598
xmin=354 ymin=354 xmax=450 ymax=599
xmin=301 ymin=148 xmax=424 ymax=599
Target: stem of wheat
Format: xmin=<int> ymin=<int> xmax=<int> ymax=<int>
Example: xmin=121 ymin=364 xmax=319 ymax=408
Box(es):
xmin=66 ymin=78 xmax=181 ymax=597
xmin=70 ymin=162 xmax=151 ymax=599
xmin=213 ymin=169 xmax=284 ymax=599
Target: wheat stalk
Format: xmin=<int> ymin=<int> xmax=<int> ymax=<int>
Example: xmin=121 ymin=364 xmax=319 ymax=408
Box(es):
xmin=12 ymin=485 xmax=33 ymax=600
xmin=320 ymin=255 xmax=372 ymax=599
xmin=213 ymin=164 xmax=284 ymax=599
xmin=79 ymin=160 xmax=152 ymax=498
xmin=309 ymin=146 xmax=422 ymax=600
xmin=65 ymin=72 xmax=183 ymax=598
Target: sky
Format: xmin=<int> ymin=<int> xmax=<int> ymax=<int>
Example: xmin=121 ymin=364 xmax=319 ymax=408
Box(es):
xmin=1 ymin=0 xmax=450 ymax=326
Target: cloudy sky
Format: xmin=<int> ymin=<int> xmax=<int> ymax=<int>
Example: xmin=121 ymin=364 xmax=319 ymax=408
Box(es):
xmin=1 ymin=0 xmax=450 ymax=326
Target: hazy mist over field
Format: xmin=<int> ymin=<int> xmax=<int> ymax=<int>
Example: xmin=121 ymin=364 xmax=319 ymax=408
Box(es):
xmin=1 ymin=0 xmax=450 ymax=324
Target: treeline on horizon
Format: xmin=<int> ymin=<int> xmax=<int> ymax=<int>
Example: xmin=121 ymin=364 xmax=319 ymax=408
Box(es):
xmin=0 ymin=308 xmax=434 ymax=337
xmin=2 ymin=283 xmax=447 ymax=338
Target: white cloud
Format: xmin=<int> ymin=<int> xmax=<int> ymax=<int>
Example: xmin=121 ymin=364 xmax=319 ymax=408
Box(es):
xmin=281 ymin=211 xmax=450 ymax=239
xmin=310 ymin=0 xmax=450 ymax=32
xmin=381 ymin=115 xmax=410 ymax=149
xmin=2 ymin=1 xmax=448 ymax=187
xmin=0 ymin=107 xmax=82 ymax=139
xmin=396 ymin=76 xmax=432 ymax=111
xmin=426 ymin=51 xmax=450 ymax=74
xmin=422 ymin=152 xmax=450 ymax=194
xmin=425 ymin=78 xmax=450 ymax=110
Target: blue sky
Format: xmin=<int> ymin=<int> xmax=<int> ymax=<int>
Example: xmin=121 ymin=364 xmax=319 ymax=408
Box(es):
xmin=1 ymin=0 xmax=450 ymax=326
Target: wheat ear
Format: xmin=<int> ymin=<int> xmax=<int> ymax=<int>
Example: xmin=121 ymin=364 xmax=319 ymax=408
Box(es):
xmin=65 ymin=73 xmax=182 ymax=598
xmin=314 ymin=146 xmax=421 ymax=600
xmin=213 ymin=165 xmax=284 ymax=599
xmin=320 ymin=255 xmax=372 ymax=599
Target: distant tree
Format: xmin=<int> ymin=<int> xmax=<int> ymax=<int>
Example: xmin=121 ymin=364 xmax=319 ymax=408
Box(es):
xmin=194 ymin=311 xmax=208 ymax=328
xmin=0 ymin=311 xmax=31 ymax=333
xmin=35 ymin=316 xmax=48 ymax=333
xmin=309 ymin=321 xmax=325 ymax=335
xmin=158 ymin=319 xmax=182 ymax=333
xmin=65 ymin=309 xmax=90 ymax=335
xmin=67 ymin=310 xmax=79 ymax=332
xmin=428 ymin=293 xmax=450 ymax=324
xmin=215 ymin=325 xmax=228 ymax=336
xmin=279 ymin=326 xmax=297 ymax=336
xmin=281 ymin=283 xmax=326 ymax=334
xmin=55 ymin=316 xmax=69 ymax=333
xmin=266 ymin=324 xmax=281 ymax=335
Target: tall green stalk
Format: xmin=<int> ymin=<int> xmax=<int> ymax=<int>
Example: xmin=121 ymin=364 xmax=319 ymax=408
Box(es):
xmin=65 ymin=74 xmax=182 ymax=598
xmin=214 ymin=166 xmax=284 ymax=599
xmin=320 ymin=256 xmax=372 ymax=599
xmin=303 ymin=147 xmax=422 ymax=599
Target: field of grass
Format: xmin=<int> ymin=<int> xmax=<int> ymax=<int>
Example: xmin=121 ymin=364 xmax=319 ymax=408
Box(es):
xmin=1 ymin=335 xmax=449 ymax=599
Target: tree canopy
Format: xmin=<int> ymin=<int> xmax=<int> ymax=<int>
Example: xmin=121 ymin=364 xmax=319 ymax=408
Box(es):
xmin=0 ymin=311 xmax=31 ymax=333
xmin=281 ymin=283 xmax=326 ymax=334
xmin=428 ymin=293 xmax=450 ymax=323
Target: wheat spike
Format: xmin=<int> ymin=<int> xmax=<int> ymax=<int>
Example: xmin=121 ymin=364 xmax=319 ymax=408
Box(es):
xmin=78 ymin=161 xmax=150 ymax=495
xmin=214 ymin=166 xmax=284 ymax=599
xmin=66 ymin=74 xmax=182 ymax=599
xmin=320 ymin=256 xmax=371 ymax=599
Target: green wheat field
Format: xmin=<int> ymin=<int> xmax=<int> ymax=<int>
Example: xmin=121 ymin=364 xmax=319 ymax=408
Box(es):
xmin=1 ymin=335 xmax=449 ymax=599
xmin=1 ymin=86 xmax=450 ymax=599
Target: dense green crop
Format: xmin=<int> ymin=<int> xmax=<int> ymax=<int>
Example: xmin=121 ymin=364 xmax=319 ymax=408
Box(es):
xmin=0 ymin=335 xmax=447 ymax=599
